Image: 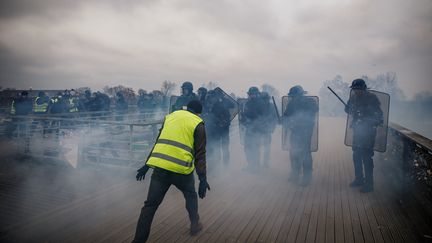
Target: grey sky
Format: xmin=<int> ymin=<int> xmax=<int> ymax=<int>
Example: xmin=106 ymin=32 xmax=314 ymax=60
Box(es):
xmin=0 ymin=0 xmax=431 ymax=98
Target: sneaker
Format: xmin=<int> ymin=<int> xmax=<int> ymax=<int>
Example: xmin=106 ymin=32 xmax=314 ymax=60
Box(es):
xmin=349 ymin=179 xmax=364 ymax=187
xmin=190 ymin=222 xmax=203 ymax=236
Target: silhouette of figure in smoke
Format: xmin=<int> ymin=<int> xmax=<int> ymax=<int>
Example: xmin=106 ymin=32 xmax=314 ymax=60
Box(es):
xmin=171 ymin=82 xmax=198 ymax=112
xmin=203 ymin=90 xmax=232 ymax=172
xmin=345 ymin=79 xmax=383 ymax=193
xmin=259 ymin=92 xmax=278 ymax=168
xmin=115 ymin=92 xmax=128 ymax=121
xmin=284 ymin=85 xmax=318 ymax=186
xmin=242 ymin=86 xmax=266 ymax=172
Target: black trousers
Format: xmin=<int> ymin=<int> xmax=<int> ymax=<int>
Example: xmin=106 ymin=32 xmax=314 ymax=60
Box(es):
xmin=132 ymin=168 xmax=199 ymax=243
xmin=352 ymin=147 xmax=374 ymax=186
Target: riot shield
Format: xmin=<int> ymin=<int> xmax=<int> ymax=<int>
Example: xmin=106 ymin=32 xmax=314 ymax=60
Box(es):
xmin=344 ymin=89 xmax=389 ymax=152
xmin=281 ymin=95 xmax=319 ymax=152
xmin=237 ymin=98 xmax=248 ymax=146
xmin=213 ymin=87 xmax=239 ymax=121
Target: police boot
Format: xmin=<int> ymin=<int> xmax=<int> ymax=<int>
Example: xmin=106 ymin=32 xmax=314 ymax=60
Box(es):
xmin=361 ymin=171 xmax=374 ymax=193
xmin=190 ymin=222 xmax=203 ymax=236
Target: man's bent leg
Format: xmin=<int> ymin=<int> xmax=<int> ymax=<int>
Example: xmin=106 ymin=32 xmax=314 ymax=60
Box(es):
xmin=173 ymin=173 xmax=199 ymax=224
xmin=132 ymin=174 xmax=171 ymax=243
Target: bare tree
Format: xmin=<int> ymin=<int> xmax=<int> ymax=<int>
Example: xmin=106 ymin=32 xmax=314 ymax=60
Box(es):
xmin=103 ymin=85 xmax=136 ymax=103
xmin=319 ymin=75 xmax=350 ymax=117
xmin=364 ymin=72 xmax=405 ymax=101
xmin=161 ymin=80 xmax=177 ymax=96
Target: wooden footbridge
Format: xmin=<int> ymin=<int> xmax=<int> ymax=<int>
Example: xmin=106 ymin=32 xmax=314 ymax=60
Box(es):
xmin=0 ymin=116 xmax=431 ymax=243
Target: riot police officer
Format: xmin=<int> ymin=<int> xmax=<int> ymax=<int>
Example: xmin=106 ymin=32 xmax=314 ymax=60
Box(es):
xmin=243 ymin=86 xmax=266 ymax=172
xmin=284 ymin=85 xmax=318 ymax=186
xmin=171 ymin=81 xmax=198 ymax=112
xmin=197 ymin=87 xmax=208 ymax=106
xmin=345 ymin=79 xmax=383 ymax=193
xmin=204 ymin=90 xmax=232 ymax=171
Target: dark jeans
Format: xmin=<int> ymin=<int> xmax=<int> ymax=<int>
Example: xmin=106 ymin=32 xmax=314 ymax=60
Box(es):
xmin=132 ymin=168 xmax=199 ymax=243
xmin=289 ymin=148 xmax=313 ymax=177
xmin=207 ymin=128 xmax=230 ymax=166
xmin=244 ymin=129 xmax=261 ymax=168
xmin=352 ymin=147 xmax=374 ymax=186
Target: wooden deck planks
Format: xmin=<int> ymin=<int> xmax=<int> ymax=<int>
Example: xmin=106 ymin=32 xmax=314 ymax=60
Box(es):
xmin=1 ymin=118 xmax=432 ymax=243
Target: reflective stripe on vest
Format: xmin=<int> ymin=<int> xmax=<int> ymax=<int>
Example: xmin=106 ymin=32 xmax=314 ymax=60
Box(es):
xmin=69 ymin=98 xmax=78 ymax=112
xmin=11 ymin=100 xmax=15 ymax=115
xmin=146 ymin=110 xmax=203 ymax=174
xmin=33 ymin=97 xmax=49 ymax=113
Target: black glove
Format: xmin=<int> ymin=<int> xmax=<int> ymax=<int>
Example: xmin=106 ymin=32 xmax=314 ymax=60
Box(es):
xmin=198 ymin=180 xmax=210 ymax=199
xmin=136 ymin=165 xmax=149 ymax=181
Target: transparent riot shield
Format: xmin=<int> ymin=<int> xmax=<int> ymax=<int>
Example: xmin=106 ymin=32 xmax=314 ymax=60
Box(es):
xmin=237 ymin=98 xmax=248 ymax=146
xmin=281 ymin=96 xmax=319 ymax=152
xmin=213 ymin=87 xmax=239 ymax=121
xmin=344 ymin=89 xmax=390 ymax=152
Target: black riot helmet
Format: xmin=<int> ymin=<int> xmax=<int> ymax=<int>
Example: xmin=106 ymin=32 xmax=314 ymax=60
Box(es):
xmin=21 ymin=91 xmax=29 ymax=97
xmin=350 ymin=79 xmax=367 ymax=90
xmin=247 ymin=86 xmax=260 ymax=95
xmin=38 ymin=91 xmax=46 ymax=97
xmin=187 ymin=100 xmax=203 ymax=114
xmin=288 ymin=85 xmax=307 ymax=96
xmin=181 ymin=81 xmax=194 ymax=91
xmin=197 ymin=87 xmax=207 ymax=95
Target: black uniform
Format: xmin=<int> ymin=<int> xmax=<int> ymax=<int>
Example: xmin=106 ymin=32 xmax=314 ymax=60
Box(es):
xmin=243 ymin=96 xmax=266 ymax=170
xmin=171 ymin=93 xmax=198 ymax=112
xmin=204 ymin=94 xmax=232 ymax=168
xmin=345 ymin=90 xmax=383 ymax=191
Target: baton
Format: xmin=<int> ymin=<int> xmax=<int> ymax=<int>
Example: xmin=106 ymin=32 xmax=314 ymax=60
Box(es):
xmin=327 ymin=86 xmax=347 ymax=107
xmin=271 ymin=96 xmax=281 ymax=124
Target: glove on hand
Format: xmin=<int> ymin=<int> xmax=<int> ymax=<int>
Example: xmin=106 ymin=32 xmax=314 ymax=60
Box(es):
xmin=136 ymin=165 xmax=149 ymax=181
xmin=198 ymin=180 xmax=211 ymax=199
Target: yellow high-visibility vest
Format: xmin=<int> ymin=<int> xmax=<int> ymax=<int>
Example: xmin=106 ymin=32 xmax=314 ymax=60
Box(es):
xmin=146 ymin=110 xmax=203 ymax=175
xmin=10 ymin=100 xmax=15 ymax=115
xmin=33 ymin=97 xmax=49 ymax=113
xmin=69 ymin=98 xmax=78 ymax=112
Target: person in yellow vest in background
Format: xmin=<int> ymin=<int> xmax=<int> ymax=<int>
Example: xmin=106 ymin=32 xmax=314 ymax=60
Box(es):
xmin=33 ymin=91 xmax=50 ymax=136
xmin=33 ymin=91 xmax=50 ymax=114
xmin=66 ymin=89 xmax=79 ymax=113
xmin=132 ymin=100 xmax=210 ymax=243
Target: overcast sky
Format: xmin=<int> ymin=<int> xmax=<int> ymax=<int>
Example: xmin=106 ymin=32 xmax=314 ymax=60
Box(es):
xmin=0 ymin=0 xmax=431 ymax=98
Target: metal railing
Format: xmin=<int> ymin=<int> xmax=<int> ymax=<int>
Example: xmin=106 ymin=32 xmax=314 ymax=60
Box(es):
xmin=382 ymin=122 xmax=432 ymax=219
xmin=0 ymin=111 xmax=166 ymax=169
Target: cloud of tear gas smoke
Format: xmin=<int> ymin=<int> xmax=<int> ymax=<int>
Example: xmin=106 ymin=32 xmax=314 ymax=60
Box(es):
xmin=0 ymin=0 xmax=431 ymax=98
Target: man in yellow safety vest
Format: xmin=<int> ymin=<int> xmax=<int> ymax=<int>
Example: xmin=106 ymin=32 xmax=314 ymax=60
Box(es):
xmin=132 ymin=100 xmax=210 ymax=242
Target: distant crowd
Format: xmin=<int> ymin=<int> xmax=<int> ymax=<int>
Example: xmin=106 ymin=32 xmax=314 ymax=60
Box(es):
xmin=6 ymin=88 xmax=169 ymax=116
